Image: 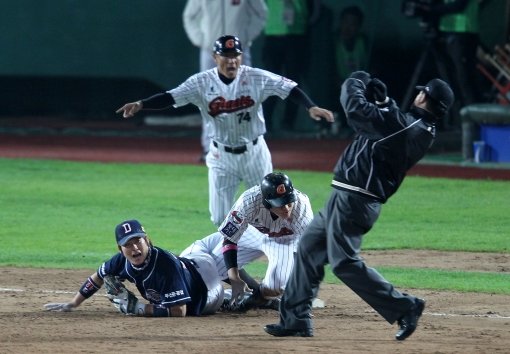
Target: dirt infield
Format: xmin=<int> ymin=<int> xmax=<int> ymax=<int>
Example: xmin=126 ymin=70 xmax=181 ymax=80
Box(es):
xmin=1 ymin=133 xmax=509 ymax=353
xmin=1 ymin=252 xmax=509 ymax=354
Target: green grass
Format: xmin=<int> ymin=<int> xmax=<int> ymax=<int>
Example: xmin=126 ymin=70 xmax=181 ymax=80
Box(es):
xmin=368 ymin=177 xmax=509 ymax=252
xmin=1 ymin=158 xmax=508 ymax=294
xmin=243 ymin=262 xmax=509 ymax=294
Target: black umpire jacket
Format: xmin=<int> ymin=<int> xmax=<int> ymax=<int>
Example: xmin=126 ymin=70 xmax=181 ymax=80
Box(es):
xmin=333 ymin=77 xmax=438 ymax=203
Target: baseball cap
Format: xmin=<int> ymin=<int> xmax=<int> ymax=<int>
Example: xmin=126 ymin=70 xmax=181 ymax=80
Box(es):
xmin=416 ymin=78 xmax=454 ymax=113
xmin=213 ymin=35 xmax=243 ymax=56
xmin=115 ymin=219 xmax=147 ymax=246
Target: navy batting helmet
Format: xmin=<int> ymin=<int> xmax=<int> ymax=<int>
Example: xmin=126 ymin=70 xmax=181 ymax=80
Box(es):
xmin=213 ymin=35 xmax=243 ymax=56
xmin=261 ymin=172 xmax=296 ymax=209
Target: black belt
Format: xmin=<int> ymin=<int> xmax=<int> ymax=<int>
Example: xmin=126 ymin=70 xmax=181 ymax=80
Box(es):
xmin=213 ymin=137 xmax=258 ymax=154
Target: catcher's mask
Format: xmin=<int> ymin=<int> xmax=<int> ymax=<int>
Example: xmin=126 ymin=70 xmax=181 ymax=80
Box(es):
xmin=213 ymin=35 xmax=243 ymax=56
xmin=261 ymin=172 xmax=296 ymax=209
xmin=115 ymin=219 xmax=147 ymax=246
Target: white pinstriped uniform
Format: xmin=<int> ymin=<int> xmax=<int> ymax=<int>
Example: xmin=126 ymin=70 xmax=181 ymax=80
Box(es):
xmin=180 ymin=185 xmax=313 ymax=296
xmin=169 ymin=65 xmax=297 ymax=226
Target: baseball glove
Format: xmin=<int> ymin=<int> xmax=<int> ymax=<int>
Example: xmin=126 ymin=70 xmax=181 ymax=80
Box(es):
xmin=104 ymin=275 xmax=140 ymax=315
xmin=103 ymin=275 xmax=126 ymax=296
xmin=219 ymin=288 xmax=279 ymax=312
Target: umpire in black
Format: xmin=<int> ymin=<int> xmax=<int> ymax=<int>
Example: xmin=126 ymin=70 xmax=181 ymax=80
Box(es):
xmin=264 ymin=71 xmax=454 ymax=340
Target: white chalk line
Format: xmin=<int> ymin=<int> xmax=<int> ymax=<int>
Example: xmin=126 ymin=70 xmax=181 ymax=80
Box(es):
xmin=1 ymin=287 xmax=75 ymax=294
xmin=2 ymin=288 xmax=509 ymax=319
xmin=425 ymin=311 xmax=510 ymax=319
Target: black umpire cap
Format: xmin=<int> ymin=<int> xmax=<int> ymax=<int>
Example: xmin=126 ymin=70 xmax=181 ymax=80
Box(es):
xmin=213 ymin=35 xmax=243 ymax=56
xmin=416 ymin=79 xmax=454 ymax=117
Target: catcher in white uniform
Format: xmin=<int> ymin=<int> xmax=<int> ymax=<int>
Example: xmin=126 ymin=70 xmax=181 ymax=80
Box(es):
xmin=180 ymin=172 xmax=314 ymax=309
xmin=116 ymin=35 xmax=334 ymax=226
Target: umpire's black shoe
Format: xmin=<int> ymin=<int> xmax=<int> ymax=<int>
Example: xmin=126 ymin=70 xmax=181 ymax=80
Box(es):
xmin=264 ymin=324 xmax=313 ymax=337
xmin=395 ymin=298 xmax=425 ymax=341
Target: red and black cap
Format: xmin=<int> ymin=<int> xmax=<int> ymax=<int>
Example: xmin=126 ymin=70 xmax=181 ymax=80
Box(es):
xmin=213 ymin=35 xmax=243 ymax=56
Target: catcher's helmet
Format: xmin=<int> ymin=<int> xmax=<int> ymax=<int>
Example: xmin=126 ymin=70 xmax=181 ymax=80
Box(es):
xmin=261 ymin=172 xmax=296 ymax=209
xmin=213 ymin=35 xmax=243 ymax=56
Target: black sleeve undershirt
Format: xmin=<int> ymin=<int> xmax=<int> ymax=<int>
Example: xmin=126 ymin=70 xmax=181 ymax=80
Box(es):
xmin=140 ymin=92 xmax=175 ymax=110
xmin=139 ymin=87 xmax=315 ymax=112
xmin=287 ymin=86 xmax=317 ymax=110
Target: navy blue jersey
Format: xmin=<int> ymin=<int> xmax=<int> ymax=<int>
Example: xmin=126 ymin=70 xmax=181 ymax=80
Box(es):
xmin=97 ymin=246 xmax=207 ymax=316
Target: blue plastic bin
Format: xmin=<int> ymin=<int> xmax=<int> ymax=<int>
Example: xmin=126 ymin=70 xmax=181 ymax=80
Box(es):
xmin=480 ymin=125 xmax=510 ymax=162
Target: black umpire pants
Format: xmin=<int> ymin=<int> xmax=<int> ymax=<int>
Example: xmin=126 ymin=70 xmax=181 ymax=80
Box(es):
xmin=279 ymin=188 xmax=417 ymax=330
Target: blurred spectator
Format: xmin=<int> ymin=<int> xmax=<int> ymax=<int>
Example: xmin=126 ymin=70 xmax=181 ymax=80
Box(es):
xmin=332 ymin=5 xmax=369 ymax=138
xmin=262 ymin=0 xmax=321 ymax=133
xmin=418 ymin=0 xmax=483 ymax=128
xmin=183 ymin=0 xmax=268 ymax=161
xmin=335 ymin=6 xmax=369 ymax=84
xmin=437 ymin=0 xmax=482 ymax=108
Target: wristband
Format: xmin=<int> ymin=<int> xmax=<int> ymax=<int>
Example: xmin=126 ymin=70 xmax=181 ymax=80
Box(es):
xmin=222 ymin=244 xmax=238 ymax=252
xmin=79 ymin=277 xmax=100 ymax=299
xmin=223 ymin=247 xmax=238 ymax=270
xmin=153 ymin=305 xmax=169 ymax=317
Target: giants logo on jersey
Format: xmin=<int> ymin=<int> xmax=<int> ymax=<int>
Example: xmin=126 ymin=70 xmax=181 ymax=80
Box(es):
xmin=208 ymin=96 xmax=255 ymax=117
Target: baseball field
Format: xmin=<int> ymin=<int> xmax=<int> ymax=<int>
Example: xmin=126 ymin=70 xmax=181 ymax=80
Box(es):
xmin=1 ymin=133 xmax=509 ymax=353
